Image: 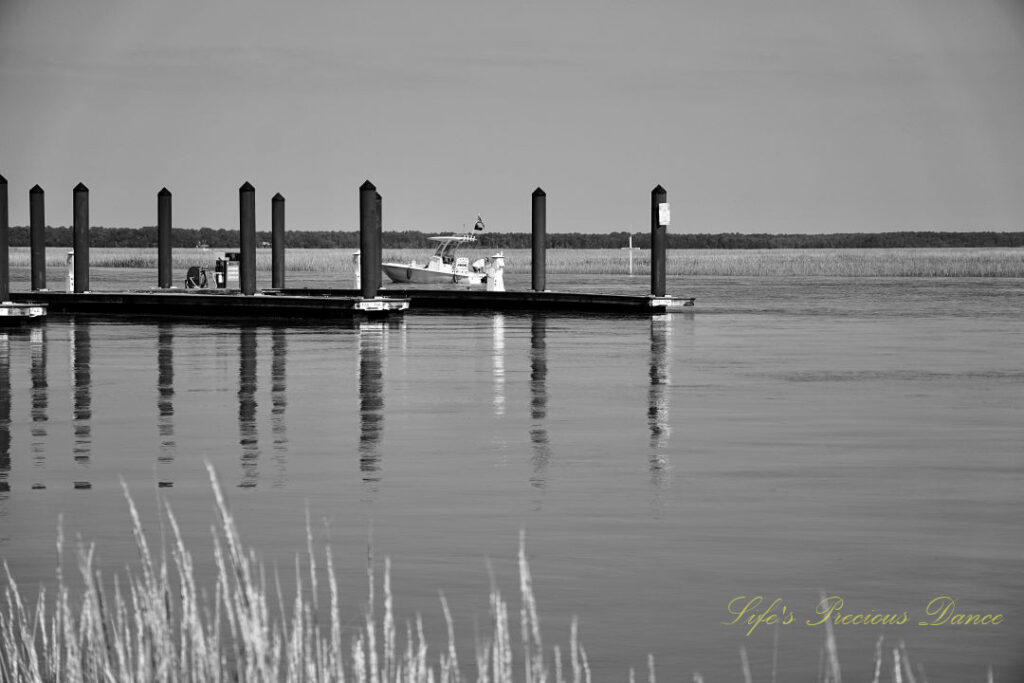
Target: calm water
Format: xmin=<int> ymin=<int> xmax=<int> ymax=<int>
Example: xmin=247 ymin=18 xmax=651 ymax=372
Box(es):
xmin=1 ymin=274 xmax=1022 ymax=681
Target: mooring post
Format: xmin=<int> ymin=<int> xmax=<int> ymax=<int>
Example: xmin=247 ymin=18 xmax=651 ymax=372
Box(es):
xmin=271 ymin=193 xmax=285 ymax=289
xmin=358 ymin=180 xmax=380 ymax=299
xmin=532 ymin=187 xmax=546 ymax=292
xmin=0 ymin=175 xmax=8 ymax=302
xmin=239 ymin=182 xmax=256 ymax=295
xmin=29 ymin=185 xmax=45 ymax=291
xmin=73 ymin=183 xmax=89 ymax=293
xmin=650 ymin=185 xmax=667 ymax=297
xmin=375 ymin=191 xmax=383 ymax=292
xmin=157 ymin=188 xmax=172 ymax=288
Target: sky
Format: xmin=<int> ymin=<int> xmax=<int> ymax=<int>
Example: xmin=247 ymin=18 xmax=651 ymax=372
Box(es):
xmin=1 ymin=0 xmax=1023 ymax=234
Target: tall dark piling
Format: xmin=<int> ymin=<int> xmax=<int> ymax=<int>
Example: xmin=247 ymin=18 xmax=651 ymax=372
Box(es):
xmin=73 ymin=183 xmax=89 ymax=293
xmin=157 ymin=188 xmax=172 ymax=288
xmin=271 ymin=193 xmax=285 ymax=289
xmin=29 ymin=185 xmax=45 ymax=291
xmin=239 ymin=182 xmax=256 ymax=295
xmin=0 ymin=175 xmax=8 ymax=301
xmin=1 ymin=316 xmax=9 ymax=484
xmin=375 ymin=191 xmax=383 ymax=287
xmin=359 ymin=180 xmax=380 ymax=299
xmin=650 ymin=185 xmax=667 ymax=297
xmin=532 ymin=188 xmax=546 ymax=292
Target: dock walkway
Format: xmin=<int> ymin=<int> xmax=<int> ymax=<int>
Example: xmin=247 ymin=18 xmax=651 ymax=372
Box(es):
xmin=8 ymin=288 xmax=693 ymax=320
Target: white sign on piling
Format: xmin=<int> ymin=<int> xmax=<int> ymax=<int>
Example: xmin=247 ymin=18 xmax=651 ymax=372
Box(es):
xmin=658 ymin=202 xmax=671 ymax=226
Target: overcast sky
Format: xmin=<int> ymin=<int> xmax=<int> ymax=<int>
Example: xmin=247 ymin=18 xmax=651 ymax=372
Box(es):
xmin=2 ymin=0 xmax=1023 ymax=234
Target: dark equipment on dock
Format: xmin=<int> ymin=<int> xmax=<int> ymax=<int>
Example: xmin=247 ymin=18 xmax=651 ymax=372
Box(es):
xmin=184 ymin=266 xmax=208 ymax=289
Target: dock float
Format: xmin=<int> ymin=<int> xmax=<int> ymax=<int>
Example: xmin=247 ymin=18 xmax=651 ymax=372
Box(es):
xmin=7 ymin=290 xmax=690 ymax=319
xmin=7 ymin=290 xmax=408 ymax=321
xmin=0 ymin=301 xmax=47 ymax=325
xmin=272 ymin=288 xmax=695 ymax=315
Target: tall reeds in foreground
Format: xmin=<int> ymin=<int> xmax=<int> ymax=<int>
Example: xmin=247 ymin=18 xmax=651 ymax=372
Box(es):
xmin=0 ymin=466 xmax=993 ymax=682
xmin=0 ymin=464 xmax=590 ymax=683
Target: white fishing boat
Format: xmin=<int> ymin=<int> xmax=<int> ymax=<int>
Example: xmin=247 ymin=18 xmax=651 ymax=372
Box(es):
xmin=381 ymin=216 xmax=505 ymax=290
xmin=382 ymin=235 xmax=486 ymax=285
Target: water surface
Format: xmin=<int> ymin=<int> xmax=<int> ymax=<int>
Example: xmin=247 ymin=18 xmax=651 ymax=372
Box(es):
xmin=1 ymin=274 xmax=1022 ymax=681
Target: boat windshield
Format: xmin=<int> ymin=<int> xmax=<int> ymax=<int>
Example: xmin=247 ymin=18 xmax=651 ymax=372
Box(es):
xmin=432 ymin=240 xmax=461 ymax=264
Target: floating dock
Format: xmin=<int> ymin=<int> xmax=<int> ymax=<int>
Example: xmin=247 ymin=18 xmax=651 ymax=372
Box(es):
xmin=274 ymin=288 xmax=694 ymax=314
xmin=1 ymin=178 xmax=694 ymax=321
xmin=0 ymin=301 xmax=47 ymax=325
xmin=7 ymin=290 xmax=408 ymax=321
xmin=6 ymin=289 xmax=691 ymax=319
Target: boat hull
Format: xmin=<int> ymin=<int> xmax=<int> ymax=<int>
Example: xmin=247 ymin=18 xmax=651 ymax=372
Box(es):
xmin=382 ymin=263 xmax=483 ymax=285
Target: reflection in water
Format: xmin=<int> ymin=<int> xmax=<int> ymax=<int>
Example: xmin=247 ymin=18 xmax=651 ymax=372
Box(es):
xmin=0 ymin=333 xmax=10 ymax=493
xmin=157 ymin=323 xmax=175 ymax=463
xmin=529 ymin=315 xmax=550 ymax=489
xmin=648 ymin=315 xmax=672 ymax=486
xmin=492 ymin=314 xmax=505 ymax=416
xmin=238 ymin=327 xmax=259 ymax=488
xmin=72 ymin=321 xmax=92 ymax=464
xmin=270 ymin=328 xmax=288 ymax=486
xmin=358 ymin=322 xmax=385 ymax=489
xmin=31 ymin=327 xmax=47 ymax=465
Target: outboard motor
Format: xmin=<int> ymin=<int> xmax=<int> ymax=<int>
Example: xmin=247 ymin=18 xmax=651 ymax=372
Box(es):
xmin=484 ymin=252 xmax=505 ymax=292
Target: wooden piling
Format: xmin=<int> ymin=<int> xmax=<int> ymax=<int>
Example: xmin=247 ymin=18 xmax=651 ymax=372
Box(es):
xmin=650 ymin=185 xmax=667 ymax=297
xmin=375 ymin=191 xmax=383 ymax=290
xmin=272 ymin=193 xmax=285 ymax=289
xmin=359 ymin=181 xmax=380 ymax=299
xmin=29 ymin=185 xmax=45 ymax=291
xmin=73 ymin=183 xmax=89 ymax=293
xmin=532 ymin=187 xmax=546 ymax=292
xmin=0 ymin=175 xmax=8 ymax=302
xmin=239 ymin=182 xmax=256 ymax=295
xmin=157 ymin=188 xmax=172 ymax=288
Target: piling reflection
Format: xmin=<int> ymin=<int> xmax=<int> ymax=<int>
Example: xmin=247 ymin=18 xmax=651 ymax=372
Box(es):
xmin=358 ymin=322 xmax=385 ymax=488
xmin=270 ymin=328 xmax=287 ymax=486
xmin=238 ymin=326 xmax=259 ymax=488
xmin=72 ymin=320 xmax=92 ymax=465
xmin=492 ymin=314 xmax=505 ymax=416
xmin=30 ymin=327 xmax=47 ymax=465
xmin=0 ymin=333 xmax=10 ymax=494
xmin=529 ymin=314 xmax=550 ymax=489
xmin=648 ymin=314 xmax=672 ymax=486
xmin=157 ymin=323 xmax=175 ymax=463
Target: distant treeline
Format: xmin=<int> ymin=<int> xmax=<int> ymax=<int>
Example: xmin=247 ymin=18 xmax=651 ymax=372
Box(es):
xmin=6 ymin=226 xmax=1024 ymax=249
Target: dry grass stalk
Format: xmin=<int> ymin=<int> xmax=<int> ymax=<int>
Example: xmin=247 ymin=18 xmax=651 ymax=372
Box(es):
xmin=0 ymin=471 xmax=995 ymax=682
xmin=0 ymin=465 xmax=598 ymax=683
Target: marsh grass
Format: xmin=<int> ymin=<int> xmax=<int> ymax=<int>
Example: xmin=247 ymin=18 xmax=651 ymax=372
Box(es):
xmin=0 ymin=464 xmax=588 ymax=683
xmin=7 ymin=247 xmax=1024 ymax=278
xmin=0 ymin=468 xmax=994 ymax=682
